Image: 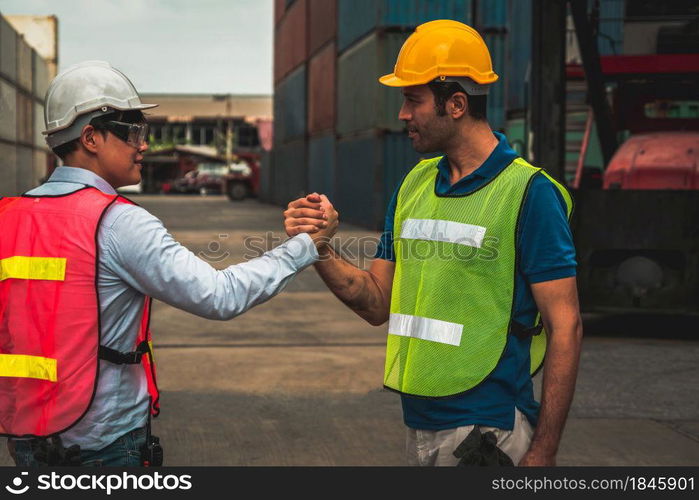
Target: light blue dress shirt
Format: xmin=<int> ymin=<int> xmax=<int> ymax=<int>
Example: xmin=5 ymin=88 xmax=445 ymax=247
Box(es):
xmin=21 ymin=166 xmax=318 ymax=450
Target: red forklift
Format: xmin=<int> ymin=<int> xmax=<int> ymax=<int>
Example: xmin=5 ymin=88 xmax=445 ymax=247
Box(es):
xmin=567 ymin=8 xmax=699 ymax=312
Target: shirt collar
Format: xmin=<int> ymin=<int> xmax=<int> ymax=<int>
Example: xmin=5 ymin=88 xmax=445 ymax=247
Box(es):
xmin=436 ymin=131 xmax=519 ymax=188
xmin=47 ymin=166 xmax=118 ymax=195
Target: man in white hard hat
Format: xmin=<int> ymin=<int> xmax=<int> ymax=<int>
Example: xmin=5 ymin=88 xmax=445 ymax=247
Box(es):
xmin=0 ymin=61 xmax=336 ymax=466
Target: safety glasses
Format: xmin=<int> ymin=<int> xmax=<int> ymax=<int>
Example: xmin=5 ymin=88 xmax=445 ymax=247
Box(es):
xmin=100 ymin=120 xmax=150 ymax=148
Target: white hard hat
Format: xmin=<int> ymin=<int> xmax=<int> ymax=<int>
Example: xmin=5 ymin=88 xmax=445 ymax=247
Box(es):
xmin=43 ymin=60 xmax=157 ymax=148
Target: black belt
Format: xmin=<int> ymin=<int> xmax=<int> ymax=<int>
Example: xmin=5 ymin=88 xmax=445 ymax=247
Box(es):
xmin=99 ymin=340 xmax=151 ymax=365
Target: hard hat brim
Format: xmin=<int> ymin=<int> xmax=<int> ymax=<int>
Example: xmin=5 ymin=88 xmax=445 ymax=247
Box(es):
xmin=379 ymin=73 xmax=419 ymax=87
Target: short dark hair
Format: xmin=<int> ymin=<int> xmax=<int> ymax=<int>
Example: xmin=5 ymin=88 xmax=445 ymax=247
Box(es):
xmin=50 ymin=109 xmax=146 ymax=161
xmin=427 ymin=81 xmax=488 ymax=121
xmin=51 ymin=139 xmax=78 ymax=162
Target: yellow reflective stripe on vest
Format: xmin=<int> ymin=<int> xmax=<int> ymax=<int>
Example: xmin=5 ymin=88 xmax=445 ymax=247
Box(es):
xmin=389 ymin=313 xmax=463 ymax=347
xmin=0 ymin=354 xmax=58 ymax=382
xmin=0 ymin=256 xmax=67 ymax=282
xmin=400 ymin=218 xmax=487 ymax=248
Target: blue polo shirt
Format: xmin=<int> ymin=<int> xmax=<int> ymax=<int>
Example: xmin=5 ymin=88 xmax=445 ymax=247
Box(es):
xmin=375 ymin=131 xmax=577 ymax=431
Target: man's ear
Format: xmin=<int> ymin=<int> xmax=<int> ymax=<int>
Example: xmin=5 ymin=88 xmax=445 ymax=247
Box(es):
xmin=80 ymin=125 xmax=100 ymax=154
xmin=449 ymin=92 xmax=468 ymax=119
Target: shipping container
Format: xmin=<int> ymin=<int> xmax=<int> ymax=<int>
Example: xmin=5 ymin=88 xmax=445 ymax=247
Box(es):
xmin=258 ymin=150 xmax=273 ymax=202
xmin=32 ymin=50 xmax=49 ymax=100
xmin=337 ymin=0 xmax=472 ymax=52
xmin=274 ymin=0 xmax=286 ymax=26
xmin=337 ymin=31 xmax=410 ymax=135
xmin=308 ymin=0 xmax=337 ymax=57
xmin=16 ymin=91 xmax=33 ymax=144
xmin=308 ymin=133 xmax=335 ymax=200
xmin=16 ymin=37 xmax=32 ymax=92
xmin=0 ymin=16 xmax=17 ymax=83
xmin=34 ymin=102 xmax=44 ymax=148
xmin=274 ymin=64 xmax=306 ymax=142
xmin=598 ymin=0 xmax=624 ymax=55
xmin=273 ymin=139 xmax=307 ymax=205
xmin=0 ymin=79 xmax=17 ymax=141
xmin=477 ymin=0 xmax=507 ymax=27
xmin=16 ymin=145 xmax=33 ymax=193
xmin=308 ymin=42 xmax=335 ymax=135
xmin=506 ymin=0 xmax=531 ymax=112
xmin=32 ymin=149 xmax=48 ymax=187
xmin=274 ymin=0 xmax=308 ymax=83
xmin=335 ymin=131 xmax=438 ymax=229
xmin=483 ymin=31 xmax=506 ymax=131
xmin=475 ymin=0 xmax=507 ymax=130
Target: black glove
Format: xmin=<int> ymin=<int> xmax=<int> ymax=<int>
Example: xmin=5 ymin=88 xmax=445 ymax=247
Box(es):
xmin=453 ymin=426 xmax=514 ymax=466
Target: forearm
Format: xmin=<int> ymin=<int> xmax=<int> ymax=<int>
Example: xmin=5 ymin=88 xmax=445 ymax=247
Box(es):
xmin=314 ymin=245 xmax=389 ymax=325
xmin=529 ymin=316 xmax=583 ymax=457
xmin=107 ymin=207 xmax=318 ymax=320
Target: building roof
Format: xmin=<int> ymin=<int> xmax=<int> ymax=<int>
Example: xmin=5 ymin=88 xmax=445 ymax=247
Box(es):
xmin=140 ymin=93 xmax=272 ymax=121
xmin=145 ymin=145 xmax=222 ymax=160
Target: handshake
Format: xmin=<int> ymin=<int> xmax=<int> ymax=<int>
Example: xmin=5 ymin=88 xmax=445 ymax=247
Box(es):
xmin=283 ymin=193 xmax=340 ymax=250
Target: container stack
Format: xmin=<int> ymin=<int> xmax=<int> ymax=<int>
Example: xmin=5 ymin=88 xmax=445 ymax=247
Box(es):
xmin=334 ymin=0 xmax=472 ymax=229
xmin=307 ymin=0 xmax=337 ymax=202
xmin=274 ymin=0 xmax=628 ymax=229
xmin=477 ymin=0 xmax=507 ymax=132
xmin=270 ymin=0 xmax=309 ymax=205
xmin=0 ymin=14 xmax=54 ymax=197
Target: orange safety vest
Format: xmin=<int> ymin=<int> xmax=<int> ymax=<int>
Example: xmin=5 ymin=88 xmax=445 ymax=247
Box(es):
xmin=0 ymin=187 xmax=160 ymax=438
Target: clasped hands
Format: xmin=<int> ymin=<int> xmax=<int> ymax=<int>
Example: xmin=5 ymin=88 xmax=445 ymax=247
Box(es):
xmin=284 ymin=193 xmax=339 ymax=249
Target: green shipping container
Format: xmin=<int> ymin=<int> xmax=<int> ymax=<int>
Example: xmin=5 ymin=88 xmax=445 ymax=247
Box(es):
xmin=337 ymin=31 xmax=410 ymax=136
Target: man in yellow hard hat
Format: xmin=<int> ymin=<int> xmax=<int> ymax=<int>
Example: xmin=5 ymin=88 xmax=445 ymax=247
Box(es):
xmin=285 ymin=20 xmax=582 ymax=466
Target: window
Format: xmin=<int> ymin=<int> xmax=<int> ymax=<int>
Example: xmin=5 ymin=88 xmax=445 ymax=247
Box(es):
xmin=644 ymin=100 xmax=699 ymax=118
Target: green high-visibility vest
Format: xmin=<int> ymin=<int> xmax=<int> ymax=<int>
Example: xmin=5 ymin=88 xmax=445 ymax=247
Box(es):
xmin=384 ymin=156 xmax=573 ymax=398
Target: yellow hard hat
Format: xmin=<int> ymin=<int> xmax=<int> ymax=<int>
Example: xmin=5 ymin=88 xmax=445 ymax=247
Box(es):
xmin=379 ymin=19 xmax=498 ymax=87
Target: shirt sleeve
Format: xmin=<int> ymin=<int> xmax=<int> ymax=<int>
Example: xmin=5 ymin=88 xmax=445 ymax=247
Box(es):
xmin=518 ymin=174 xmax=577 ymax=284
xmin=374 ymin=184 xmax=399 ymax=262
xmin=100 ymin=205 xmax=318 ymax=320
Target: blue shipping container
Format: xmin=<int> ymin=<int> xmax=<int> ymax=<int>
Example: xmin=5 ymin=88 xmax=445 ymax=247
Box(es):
xmin=308 ymin=133 xmax=336 ymax=201
xmin=598 ymin=0 xmax=624 ymax=55
xmin=507 ymin=0 xmax=531 ymax=112
xmin=273 ymin=65 xmax=307 ymax=143
xmin=483 ymin=32 xmax=506 ymax=131
xmin=336 ymin=131 xmax=438 ymax=229
xmin=273 ymin=139 xmax=307 ymax=205
xmin=478 ymin=0 xmax=507 ymax=27
xmin=337 ymin=0 xmax=472 ymax=52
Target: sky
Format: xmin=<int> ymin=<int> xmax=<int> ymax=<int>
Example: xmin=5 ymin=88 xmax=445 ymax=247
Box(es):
xmin=0 ymin=0 xmax=274 ymax=94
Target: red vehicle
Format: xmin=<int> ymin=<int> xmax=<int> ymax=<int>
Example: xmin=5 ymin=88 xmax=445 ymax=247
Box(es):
xmin=603 ymin=132 xmax=699 ymax=190
xmin=570 ymin=53 xmax=699 ymax=313
xmin=222 ymin=153 xmax=260 ymax=201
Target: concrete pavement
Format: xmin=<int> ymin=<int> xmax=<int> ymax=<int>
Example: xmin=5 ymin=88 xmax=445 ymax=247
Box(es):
xmin=3 ymin=195 xmax=698 ymax=466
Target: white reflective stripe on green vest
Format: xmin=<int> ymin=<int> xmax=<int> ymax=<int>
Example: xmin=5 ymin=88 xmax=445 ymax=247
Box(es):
xmin=388 ymin=313 xmax=463 ymax=346
xmin=384 ymin=155 xmax=572 ymax=398
xmin=400 ymin=219 xmax=487 ymax=248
